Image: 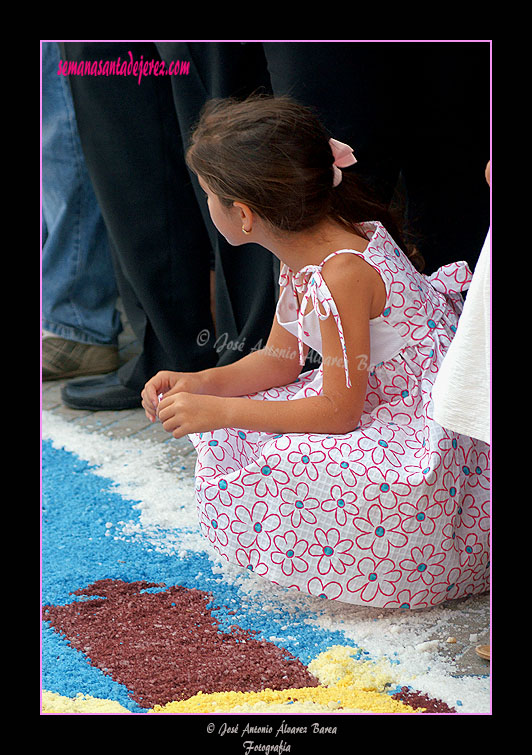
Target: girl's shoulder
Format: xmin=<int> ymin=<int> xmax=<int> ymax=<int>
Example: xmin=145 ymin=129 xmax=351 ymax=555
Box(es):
xmin=318 ymin=219 xmax=386 ymax=272
xmin=319 ymin=247 xmax=387 ymax=320
xmin=320 ymin=245 xmax=379 ymax=286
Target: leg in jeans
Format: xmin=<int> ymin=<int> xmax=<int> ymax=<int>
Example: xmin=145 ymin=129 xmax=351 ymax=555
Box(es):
xmin=42 ymin=42 xmax=121 ymax=378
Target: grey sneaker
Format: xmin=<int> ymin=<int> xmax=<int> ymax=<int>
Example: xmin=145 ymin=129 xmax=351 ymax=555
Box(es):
xmin=42 ymin=336 xmax=120 ymax=381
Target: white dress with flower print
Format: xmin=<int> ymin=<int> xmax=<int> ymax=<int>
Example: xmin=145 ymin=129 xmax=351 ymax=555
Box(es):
xmin=189 ymin=222 xmax=490 ymax=609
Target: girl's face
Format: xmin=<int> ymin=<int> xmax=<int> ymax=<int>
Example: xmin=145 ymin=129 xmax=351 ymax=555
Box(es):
xmin=198 ymin=176 xmax=244 ymax=246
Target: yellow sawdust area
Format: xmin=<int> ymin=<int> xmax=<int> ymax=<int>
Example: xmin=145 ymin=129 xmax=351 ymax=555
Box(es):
xmin=151 ymin=646 xmax=422 ymax=714
xmin=42 ymin=646 xmax=423 ymax=715
xmin=41 ymin=691 xmax=132 ymax=714
xmin=150 ymin=684 xmax=418 ymax=714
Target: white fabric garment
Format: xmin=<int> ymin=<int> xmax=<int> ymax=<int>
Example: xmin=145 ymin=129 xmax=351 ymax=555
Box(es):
xmin=190 ymin=222 xmax=490 ymax=609
xmin=432 ymin=231 xmax=491 ymax=443
xmin=276 ymin=255 xmax=407 ymax=378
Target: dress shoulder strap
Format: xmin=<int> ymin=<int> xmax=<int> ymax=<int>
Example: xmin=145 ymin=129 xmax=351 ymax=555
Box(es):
xmin=320 ymin=248 xmax=365 ymax=268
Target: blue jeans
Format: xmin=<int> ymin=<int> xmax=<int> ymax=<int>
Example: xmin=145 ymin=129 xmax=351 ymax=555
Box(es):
xmin=42 ymin=42 xmax=121 ymax=346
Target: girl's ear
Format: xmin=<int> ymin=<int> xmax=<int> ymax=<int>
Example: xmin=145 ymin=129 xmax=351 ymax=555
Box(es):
xmin=233 ymin=201 xmax=254 ymax=225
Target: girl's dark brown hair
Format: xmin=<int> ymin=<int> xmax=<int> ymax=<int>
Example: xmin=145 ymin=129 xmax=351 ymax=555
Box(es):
xmin=186 ymin=95 xmax=424 ymax=271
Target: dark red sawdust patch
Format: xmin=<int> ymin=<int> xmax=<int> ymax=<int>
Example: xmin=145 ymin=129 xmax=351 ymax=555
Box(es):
xmin=391 ymin=686 xmax=457 ymax=713
xmin=42 ymin=579 xmax=319 ymax=709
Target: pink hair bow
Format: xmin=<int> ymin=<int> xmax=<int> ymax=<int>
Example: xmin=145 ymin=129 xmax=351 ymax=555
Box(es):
xmin=329 ymin=138 xmax=357 ymax=187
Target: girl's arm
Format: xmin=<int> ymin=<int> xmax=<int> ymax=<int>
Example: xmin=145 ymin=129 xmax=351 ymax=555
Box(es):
xmin=200 ymin=315 xmax=308 ymax=397
xmin=222 ymin=254 xmax=373 ymax=434
xmin=158 ymin=255 xmax=376 ymax=438
xmin=143 ymin=307 xmax=308 ymax=419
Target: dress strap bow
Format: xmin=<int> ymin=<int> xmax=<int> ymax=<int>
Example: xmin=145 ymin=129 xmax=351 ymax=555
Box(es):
xmin=292 ymin=265 xmax=352 ymax=388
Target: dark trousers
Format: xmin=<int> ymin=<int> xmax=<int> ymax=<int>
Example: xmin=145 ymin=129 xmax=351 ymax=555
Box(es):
xmin=60 ymin=41 xmax=279 ymax=392
xmin=263 ymin=41 xmax=490 ymax=274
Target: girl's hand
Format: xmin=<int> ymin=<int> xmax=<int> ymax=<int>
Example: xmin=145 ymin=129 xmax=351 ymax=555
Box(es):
xmin=141 ymin=370 xmax=208 ymax=422
xmin=157 ymin=392 xmax=226 ymax=439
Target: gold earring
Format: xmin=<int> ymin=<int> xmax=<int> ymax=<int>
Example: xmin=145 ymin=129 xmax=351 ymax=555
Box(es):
xmin=242 ymin=226 xmax=252 ymax=235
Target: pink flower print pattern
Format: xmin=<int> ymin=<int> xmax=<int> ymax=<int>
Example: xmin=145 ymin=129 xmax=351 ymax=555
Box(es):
xmin=240 ymin=454 xmax=290 ymax=498
xmin=231 ymin=428 xmax=260 ymax=464
xmin=271 ymin=531 xmax=309 ymax=576
xmin=362 ymin=466 xmax=411 ymax=510
xmin=429 ymin=566 xmax=468 ymax=603
xmin=357 ymin=424 xmax=406 ymax=468
xmin=347 ymin=557 xmax=402 ymax=603
xmin=400 ymin=544 xmax=446 ymax=587
xmin=279 ymin=482 xmax=320 ymax=528
xmin=382 ymin=374 xmax=418 ymax=407
xmin=195 ymin=459 xmax=241 ymax=489
xmin=433 ymin=469 xmax=461 ymax=516
xmin=437 ymin=434 xmax=461 ymax=470
xmin=353 ymin=504 xmax=408 ymax=559
xmin=440 ymin=521 xmax=460 ymax=554
xmin=287 ymin=442 xmax=326 ymax=481
xmin=325 ymin=443 xmax=361 ymax=487
xmin=373 ymin=402 xmax=414 ymax=428
xmin=427 ymin=261 xmax=472 ymax=295
xmin=403 ymin=427 xmax=431 ymax=461
xmin=200 ymin=432 xmax=230 ymax=463
xmin=462 ymin=449 xmax=490 ymax=492
xmin=307 ymin=577 xmax=343 ymax=600
xmin=414 ymin=341 xmax=440 ymax=375
xmin=399 ymin=494 xmax=442 ymax=536
xmin=189 ymin=221 xmax=489 ymax=609
xmin=305 ymin=433 xmax=341 ymax=451
xmin=478 ymin=499 xmax=490 ymax=533
xmin=455 ymin=493 xmax=481 ymax=530
xmin=308 ymin=528 xmax=355 ymax=575
xmin=385 ymin=279 xmax=406 ymax=310
xmin=403 ymin=462 xmax=438 ymax=488
xmin=202 ymin=475 xmax=245 ymax=508
xmin=200 ymin=503 xmax=230 ymax=549
xmin=235 ymin=547 xmax=269 ymax=576
xmin=383 ymin=588 xmax=430 ymax=610
xmin=230 ymin=501 xmax=280 ymax=551
xmin=472 ymin=551 xmax=490 ymax=586
xmin=457 ymin=532 xmax=483 ymax=568
xmin=320 ymin=484 xmax=359 ymax=527
xmin=399 ymin=306 xmax=442 ymax=344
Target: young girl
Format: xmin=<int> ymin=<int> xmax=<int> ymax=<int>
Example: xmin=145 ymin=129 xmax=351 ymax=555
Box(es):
xmin=141 ymin=96 xmax=490 ymax=609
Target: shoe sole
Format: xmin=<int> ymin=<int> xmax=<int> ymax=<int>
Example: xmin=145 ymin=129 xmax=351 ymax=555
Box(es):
xmin=60 ymin=395 xmax=142 ymax=411
xmin=43 ymin=365 xmax=119 ymax=382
